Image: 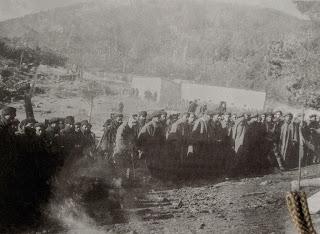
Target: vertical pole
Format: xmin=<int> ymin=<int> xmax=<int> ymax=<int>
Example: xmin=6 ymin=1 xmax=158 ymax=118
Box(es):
xmin=24 ymin=93 xmax=34 ymax=119
xmin=19 ymin=51 xmax=24 ymax=70
xmin=298 ymin=107 xmax=305 ymax=191
xmin=89 ymin=96 xmax=93 ymax=123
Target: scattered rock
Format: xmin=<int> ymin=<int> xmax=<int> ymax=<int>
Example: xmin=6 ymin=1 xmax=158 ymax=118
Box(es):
xmin=217 ymin=213 xmax=224 ymax=218
xmin=260 ymin=180 xmax=272 ymax=186
xmin=241 ymin=192 xmax=266 ymax=198
xmin=174 ymin=199 xmax=183 ymax=209
xmin=162 ymin=197 xmax=170 ymax=203
xmin=127 ymin=231 xmax=138 ymax=234
xmin=200 ymin=210 xmax=209 ymax=214
xmin=200 ymin=223 xmax=205 ymax=229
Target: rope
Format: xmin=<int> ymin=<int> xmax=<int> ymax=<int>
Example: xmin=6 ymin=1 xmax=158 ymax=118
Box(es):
xmin=286 ymin=191 xmax=317 ymax=234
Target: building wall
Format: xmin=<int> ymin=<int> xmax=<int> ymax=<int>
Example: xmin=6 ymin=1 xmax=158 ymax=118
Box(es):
xmin=181 ymin=83 xmax=266 ymax=110
xmin=131 ymin=76 xmax=162 ymax=102
xmin=160 ymin=79 xmax=181 ymax=106
xmin=131 ymin=76 xmax=182 ymax=107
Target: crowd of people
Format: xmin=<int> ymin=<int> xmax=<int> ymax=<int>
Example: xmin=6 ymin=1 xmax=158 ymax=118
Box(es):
xmin=0 ymin=106 xmax=96 ymax=225
xmin=1 ymin=102 xmax=320 ymax=224
xmin=104 ymin=107 xmax=320 ymax=181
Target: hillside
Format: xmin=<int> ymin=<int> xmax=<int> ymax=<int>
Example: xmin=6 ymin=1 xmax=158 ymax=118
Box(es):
xmin=2 ymin=0 xmax=320 ymax=108
xmin=0 ymin=1 xmax=308 ymax=84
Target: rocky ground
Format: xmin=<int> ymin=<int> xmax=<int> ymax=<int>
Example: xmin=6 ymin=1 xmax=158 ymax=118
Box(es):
xmin=10 ymin=75 xmax=158 ymax=138
xmin=101 ymin=165 xmax=320 ymax=234
xmin=21 ymin=163 xmax=319 ymax=234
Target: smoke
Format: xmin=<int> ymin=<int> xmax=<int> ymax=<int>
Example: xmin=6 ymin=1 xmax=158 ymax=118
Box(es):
xmin=46 ymin=153 xmax=117 ymax=233
xmin=50 ymin=199 xmax=105 ymax=234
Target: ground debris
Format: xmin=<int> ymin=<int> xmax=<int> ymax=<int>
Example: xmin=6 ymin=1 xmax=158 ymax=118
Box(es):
xmin=260 ymin=180 xmax=272 ymax=186
xmin=241 ymin=192 xmax=266 ymax=198
xmin=173 ymin=199 xmax=184 ymax=209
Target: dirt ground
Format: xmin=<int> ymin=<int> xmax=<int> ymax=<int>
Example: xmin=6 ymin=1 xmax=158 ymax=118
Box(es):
xmin=12 ymin=77 xmax=159 ymax=138
xmin=24 ymin=164 xmax=319 ymax=234
xmin=99 ymin=165 xmax=320 ymax=234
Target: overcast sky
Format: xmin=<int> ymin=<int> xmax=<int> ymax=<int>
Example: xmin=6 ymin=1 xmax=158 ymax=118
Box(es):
xmin=0 ymin=0 xmax=309 ymax=22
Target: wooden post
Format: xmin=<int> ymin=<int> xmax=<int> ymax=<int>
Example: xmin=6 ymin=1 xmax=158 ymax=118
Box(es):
xmin=298 ymin=107 xmax=305 ymax=191
xmin=24 ymin=67 xmax=38 ymax=119
xmin=24 ymin=93 xmax=34 ymax=119
xmin=89 ymin=96 xmax=93 ymax=123
xmin=19 ymin=50 xmax=24 ymax=70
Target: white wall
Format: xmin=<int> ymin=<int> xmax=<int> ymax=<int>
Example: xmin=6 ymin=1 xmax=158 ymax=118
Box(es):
xmin=181 ymin=83 xmax=266 ymax=110
xmin=131 ymin=76 xmax=162 ymax=102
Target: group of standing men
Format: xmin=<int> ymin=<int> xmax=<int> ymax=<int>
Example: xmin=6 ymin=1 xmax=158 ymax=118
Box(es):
xmin=0 ymin=106 xmax=96 ymax=225
xmin=1 ymin=104 xmax=320 ymax=216
xmin=100 ymin=107 xmax=320 ymax=181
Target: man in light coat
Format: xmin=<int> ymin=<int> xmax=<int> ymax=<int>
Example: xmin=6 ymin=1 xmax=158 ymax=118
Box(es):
xmin=113 ymin=114 xmax=139 ymax=182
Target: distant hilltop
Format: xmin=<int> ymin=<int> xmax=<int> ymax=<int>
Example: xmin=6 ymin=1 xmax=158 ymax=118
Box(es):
xmin=0 ymin=0 xmax=320 ymax=109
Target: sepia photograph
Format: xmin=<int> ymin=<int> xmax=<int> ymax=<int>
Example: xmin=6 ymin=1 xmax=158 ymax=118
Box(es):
xmin=1 ymin=0 xmax=320 ymax=233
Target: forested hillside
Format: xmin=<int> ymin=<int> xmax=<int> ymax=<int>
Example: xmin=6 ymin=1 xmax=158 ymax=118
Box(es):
xmin=1 ymin=0 xmax=320 ymax=108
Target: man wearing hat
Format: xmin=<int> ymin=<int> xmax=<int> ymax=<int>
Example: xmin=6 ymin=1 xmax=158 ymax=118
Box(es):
xmin=199 ymin=104 xmax=207 ymax=116
xmin=228 ymin=112 xmax=250 ymax=174
xmin=187 ymin=110 xmax=210 ymax=174
xmin=160 ymin=110 xmax=168 ymax=126
xmin=43 ymin=117 xmax=61 ymax=155
xmin=208 ymin=111 xmax=226 ymax=172
xmin=138 ymin=111 xmax=147 ymax=132
xmin=100 ymin=114 xmax=114 ymax=156
xmin=79 ymin=120 xmax=95 ymax=155
xmin=118 ymin=102 xmax=124 ymax=114
xmin=0 ymin=106 xmax=16 ymax=136
xmin=259 ymin=112 xmax=265 ymax=123
xmin=102 ymin=113 xmax=114 ymax=131
xmin=232 ymin=112 xmax=250 ymax=154
xmin=157 ymin=110 xmax=168 ymax=144
xmin=165 ymin=113 xmax=179 ymax=137
xmin=46 ymin=118 xmax=60 ymax=140
xmin=167 ymin=112 xmax=190 ymax=169
xmin=35 ymin=123 xmax=46 ymax=138
xmin=75 ymin=122 xmax=81 ymax=134
xmin=60 ymin=116 xmax=77 ymax=157
xmin=306 ymin=114 xmax=320 ymax=164
xmin=273 ymin=110 xmax=283 ymax=122
xmin=58 ymin=118 xmax=65 ymax=132
xmin=10 ymin=118 xmax=20 ymax=135
xmin=263 ymin=112 xmax=281 ymax=170
xmin=60 ymin=116 xmax=75 ymax=134
xmin=186 ymin=112 xmax=196 ymax=142
xmin=220 ymin=112 xmax=234 ymax=169
xmin=246 ymin=112 xmax=269 ymax=173
xmin=278 ymin=112 xmax=298 ymax=169
xmin=269 ymin=110 xmax=284 ymax=167
xmin=113 ymin=114 xmax=139 ymax=182
xmin=101 ymin=113 xmax=123 ymax=158
xmin=221 ymin=112 xmax=233 ymax=139
xmin=231 ymin=113 xmax=238 ymax=123
xmin=187 ymin=100 xmax=198 ymax=113
xmin=137 ymin=110 xmax=163 ymax=175
xmin=0 ymin=106 xmax=18 ymax=215
xmin=18 ymin=118 xmax=37 ymax=136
